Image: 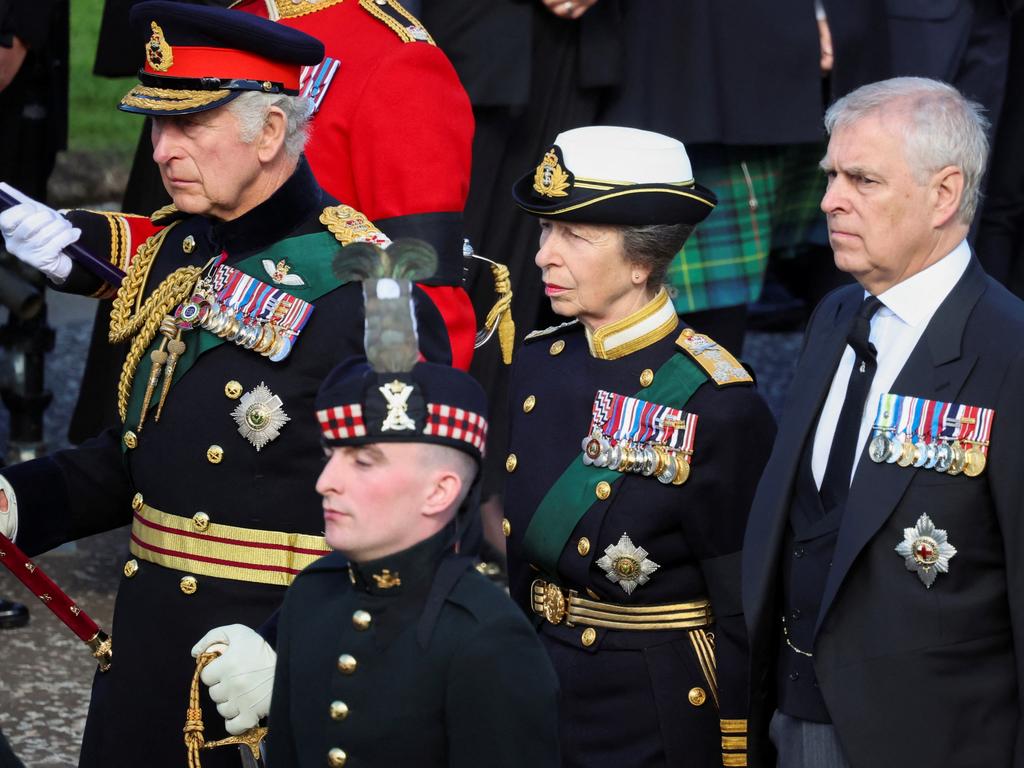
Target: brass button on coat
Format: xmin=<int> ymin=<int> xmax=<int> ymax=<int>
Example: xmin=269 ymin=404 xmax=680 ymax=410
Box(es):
xmin=581 ymin=627 xmax=597 ymax=647
xmin=505 ymin=453 xmax=518 ymax=472
xmin=182 ymin=235 xmax=196 ymax=254
xmin=352 ymin=610 xmax=372 ymax=630
xmin=577 ymin=537 xmax=591 ymax=556
xmin=688 ymin=687 xmax=707 ymax=706
xmin=224 ymin=380 xmax=243 ymax=399
xmin=522 ymin=395 xmax=536 ymax=413
xmin=501 ymin=518 xmax=511 ymax=538
xmin=132 ymin=492 xmax=144 ymax=511
xmin=337 ymin=654 xmax=357 ymax=674
xmin=329 ymin=701 xmax=349 ymax=721
xmin=123 ymin=559 xmax=139 ymax=578
xmin=327 ymin=748 xmax=347 ymax=767
xmin=206 ymin=445 xmax=224 ymax=464
xmin=192 ymin=512 xmax=210 ymax=531
xmin=179 ymin=576 xmax=198 ymax=595
xmin=123 ymin=430 xmax=138 ymax=449
xmin=595 ymin=481 xmax=612 ymax=500
xmin=640 ymin=368 xmax=655 ymax=387
xmin=549 ymin=339 xmax=565 ymax=355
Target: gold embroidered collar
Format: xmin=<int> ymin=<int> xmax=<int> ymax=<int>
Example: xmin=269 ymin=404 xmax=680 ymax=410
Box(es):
xmin=585 ymin=289 xmax=678 ymax=360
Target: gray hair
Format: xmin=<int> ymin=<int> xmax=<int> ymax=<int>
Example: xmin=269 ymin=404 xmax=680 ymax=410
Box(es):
xmin=823 ymin=77 xmax=989 ymax=224
xmin=620 ymin=223 xmax=694 ymax=290
xmin=227 ymin=91 xmax=312 ymax=159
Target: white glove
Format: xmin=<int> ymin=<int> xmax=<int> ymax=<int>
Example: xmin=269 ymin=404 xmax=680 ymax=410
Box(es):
xmin=191 ymin=624 xmax=276 ymax=736
xmin=0 ymin=476 xmax=18 ymax=541
xmin=0 ymin=182 xmax=79 ymax=283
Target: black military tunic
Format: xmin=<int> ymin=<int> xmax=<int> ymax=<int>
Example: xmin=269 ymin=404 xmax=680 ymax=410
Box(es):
xmin=268 ymin=526 xmax=561 ymax=767
xmin=0 ymin=160 xmax=458 ymax=767
xmin=503 ymin=291 xmax=776 ymax=767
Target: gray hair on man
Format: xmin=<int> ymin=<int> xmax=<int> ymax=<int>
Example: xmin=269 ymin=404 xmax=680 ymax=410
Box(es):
xmin=823 ymin=77 xmax=990 ymax=225
xmin=228 ymin=91 xmax=313 ymax=160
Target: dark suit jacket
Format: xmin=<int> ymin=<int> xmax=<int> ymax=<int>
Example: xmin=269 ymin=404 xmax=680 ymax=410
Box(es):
xmin=743 ymin=258 xmax=1024 ymax=767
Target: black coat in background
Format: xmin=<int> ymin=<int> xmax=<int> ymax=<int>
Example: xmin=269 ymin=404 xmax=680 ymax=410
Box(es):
xmin=743 ymin=259 xmax=1024 ymax=767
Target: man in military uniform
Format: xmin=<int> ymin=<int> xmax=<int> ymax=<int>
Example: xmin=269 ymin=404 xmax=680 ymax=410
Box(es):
xmin=255 ymin=272 xmax=560 ymax=767
xmin=0 ymin=4 xmax=469 ymax=765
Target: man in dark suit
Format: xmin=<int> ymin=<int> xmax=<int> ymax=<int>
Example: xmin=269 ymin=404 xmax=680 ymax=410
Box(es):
xmin=742 ymin=76 xmax=1024 ymax=767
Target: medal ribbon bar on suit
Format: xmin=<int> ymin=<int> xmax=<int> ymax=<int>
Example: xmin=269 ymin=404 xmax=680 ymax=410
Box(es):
xmin=522 ymin=353 xmax=707 ymax=576
xmin=0 ymin=533 xmax=113 ymax=671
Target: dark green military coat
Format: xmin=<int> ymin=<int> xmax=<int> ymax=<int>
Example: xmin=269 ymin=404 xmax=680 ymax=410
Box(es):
xmin=268 ymin=527 xmax=561 ymax=767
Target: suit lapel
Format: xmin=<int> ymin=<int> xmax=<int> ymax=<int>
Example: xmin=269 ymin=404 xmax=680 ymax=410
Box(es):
xmin=814 ymin=259 xmax=988 ymax=638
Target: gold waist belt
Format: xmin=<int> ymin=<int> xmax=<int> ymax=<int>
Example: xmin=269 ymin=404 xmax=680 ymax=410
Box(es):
xmin=130 ymin=502 xmax=331 ymax=587
xmin=531 ymin=579 xmax=713 ymax=631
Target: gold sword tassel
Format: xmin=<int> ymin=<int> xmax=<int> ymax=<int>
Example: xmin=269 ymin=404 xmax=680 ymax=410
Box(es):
xmin=155 ymin=326 xmax=186 ymax=422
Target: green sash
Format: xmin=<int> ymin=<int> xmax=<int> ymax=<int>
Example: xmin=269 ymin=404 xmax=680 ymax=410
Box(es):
xmin=121 ymin=230 xmax=344 ymax=442
xmin=520 ymin=352 xmax=707 ymax=574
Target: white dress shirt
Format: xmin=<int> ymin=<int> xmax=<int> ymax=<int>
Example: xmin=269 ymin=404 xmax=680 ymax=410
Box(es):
xmin=811 ymin=240 xmax=972 ymax=489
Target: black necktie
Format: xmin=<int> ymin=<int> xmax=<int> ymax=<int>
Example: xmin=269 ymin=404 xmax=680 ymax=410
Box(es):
xmin=819 ymin=295 xmax=883 ymax=513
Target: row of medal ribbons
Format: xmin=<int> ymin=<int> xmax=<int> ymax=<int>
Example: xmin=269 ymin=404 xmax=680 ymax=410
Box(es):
xmin=174 ymin=262 xmax=314 ymax=363
xmin=580 ymin=389 xmax=698 ymax=485
xmin=867 ymin=392 xmax=994 ymax=477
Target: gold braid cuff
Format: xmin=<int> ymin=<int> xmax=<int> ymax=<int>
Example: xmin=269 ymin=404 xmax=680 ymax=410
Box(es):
xmin=185 ymin=652 xmax=268 ymax=767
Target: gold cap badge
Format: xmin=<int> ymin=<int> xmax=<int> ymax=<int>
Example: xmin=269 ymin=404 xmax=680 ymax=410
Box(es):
xmin=146 ymin=21 xmax=173 ymax=72
xmin=533 ymin=148 xmax=571 ymax=198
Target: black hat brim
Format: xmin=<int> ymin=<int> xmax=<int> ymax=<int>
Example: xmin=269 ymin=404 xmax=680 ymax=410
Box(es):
xmin=118 ymin=84 xmax=242 ymax=117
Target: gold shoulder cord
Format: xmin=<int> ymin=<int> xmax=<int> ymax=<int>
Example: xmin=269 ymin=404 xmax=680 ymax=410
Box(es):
xmin=185 ymin=652 xmax=267 ymax=767
xmin=108 ymin=223 xmax=202 ymax=422
xmin=358 ymin=0 xmax=436 ymax=44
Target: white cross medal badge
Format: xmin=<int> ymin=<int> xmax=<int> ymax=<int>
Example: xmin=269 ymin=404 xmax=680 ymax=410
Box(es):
xmin=895 ymin=513 xmax=957 ymax=588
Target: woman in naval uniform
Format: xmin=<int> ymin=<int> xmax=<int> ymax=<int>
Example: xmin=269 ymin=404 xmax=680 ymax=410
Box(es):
xmin=502 ymin=125 xmax=777 ymax=768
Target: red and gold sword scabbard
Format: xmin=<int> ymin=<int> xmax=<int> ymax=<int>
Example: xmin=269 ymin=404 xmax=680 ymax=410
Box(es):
xmin=0 ymin=533 xmax=112 ymax=671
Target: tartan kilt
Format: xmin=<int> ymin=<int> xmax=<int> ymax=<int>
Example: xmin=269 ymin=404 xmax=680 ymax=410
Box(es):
xmin=666 ymin=143 xmax=827 ymax=314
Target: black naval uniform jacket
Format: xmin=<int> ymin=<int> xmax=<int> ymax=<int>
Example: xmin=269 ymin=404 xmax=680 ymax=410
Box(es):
xmin=503 ymin=293 xmax=776 ymax=768
xmin=0 ymin=160 xmax=458 ymax=768
xmin=742 ymin=259 xmax=1024 ymax=767
xmin=268 ymin=526 xmax=561 ymax=767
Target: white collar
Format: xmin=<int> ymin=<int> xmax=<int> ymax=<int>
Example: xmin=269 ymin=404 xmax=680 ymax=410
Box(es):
xmin=874 ymin=239 xmax=971 ymax=327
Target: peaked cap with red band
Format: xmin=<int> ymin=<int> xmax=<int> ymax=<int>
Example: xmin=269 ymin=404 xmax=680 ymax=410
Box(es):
xmin=119 ymin=0 xmax=324 ymax=116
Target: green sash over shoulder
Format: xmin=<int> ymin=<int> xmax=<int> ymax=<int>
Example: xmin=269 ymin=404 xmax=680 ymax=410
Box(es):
xmin=520 ymin=353 xmax=708 ymax=575
xmin=121 ymin=230 xmax=344 ymax=442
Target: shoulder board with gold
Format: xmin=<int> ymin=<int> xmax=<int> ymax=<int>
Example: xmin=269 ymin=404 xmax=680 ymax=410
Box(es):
xmin=319 ymin=204 xmax=393 ymax=247
xmin=150 ymin=203 xmax=183 ymax=224
xmin=358 ymin=0 xmax=436 ymax=44
xmin=524 ymin=320 xmax=579 ymax=343
xmin=265 ymin=0 xmax=344 ymax=20
xmin=675 ymin=328 xmax=753 ymax=387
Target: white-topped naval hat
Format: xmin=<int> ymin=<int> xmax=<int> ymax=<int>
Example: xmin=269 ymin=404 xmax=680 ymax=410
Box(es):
xmin=512 ymin=125 xmax=717 ymax=225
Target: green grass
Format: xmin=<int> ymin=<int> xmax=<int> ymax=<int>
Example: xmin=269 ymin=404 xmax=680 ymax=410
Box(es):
xmin=69 ymin=0 xmax=143 ymax=155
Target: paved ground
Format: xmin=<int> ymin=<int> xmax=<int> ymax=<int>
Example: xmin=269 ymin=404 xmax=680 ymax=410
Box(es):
xmin=0 ymin=292 xmax=802 ymax=766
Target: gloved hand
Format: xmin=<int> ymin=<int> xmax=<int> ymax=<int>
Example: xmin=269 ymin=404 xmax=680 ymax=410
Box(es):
xmin=0 ymin=182 xmax=79 ymax=283
xmin=191 ymin=624 xmax=276 ymax=736
xmin=0 ymin=478 xmax=18 ymax=541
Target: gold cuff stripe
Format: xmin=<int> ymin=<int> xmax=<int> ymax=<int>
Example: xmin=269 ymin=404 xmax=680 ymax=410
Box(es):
xmin=130 ymin=504 xmax=330 ymax=587
xmin=689 ymin=627 xmax=720 ymax=709
xmin=519 ymin=186 xmax=716 ymax=217
xmin=722 ymin=736 xmax=747 ymax=750
xmin=720 ymin=719 xmax=748 ymax=733
xmin=723 ymin=754 xmax=748 ymax=767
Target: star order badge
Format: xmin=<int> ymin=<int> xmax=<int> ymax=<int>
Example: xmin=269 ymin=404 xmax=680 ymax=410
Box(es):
xmin=895 ymin=513 xmax=957 ymax=589
xmin=231 ymin=383 xmax=290 ymax=451
xmin=596 ymin=533 xmax=660 ymax=596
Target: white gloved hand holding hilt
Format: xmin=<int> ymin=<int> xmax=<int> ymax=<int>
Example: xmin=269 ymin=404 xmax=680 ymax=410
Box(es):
xmin=191 ymin=624 xmax=276 ymax=736
xmin=0 ymin=182 xmax=79 ymax=283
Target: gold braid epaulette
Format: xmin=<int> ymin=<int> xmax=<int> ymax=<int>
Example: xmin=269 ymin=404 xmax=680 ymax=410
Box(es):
xmin=108 ymin=223 xmax=202 ymax=422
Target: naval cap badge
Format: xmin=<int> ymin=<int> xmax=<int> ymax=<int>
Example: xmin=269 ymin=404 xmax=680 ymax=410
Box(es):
xmin=231 ymin=382 xmax=290 ymax=451
xmin=532 ymin=148 xmax=571 ymax=198
xmin=895 ymin=513 xmax=957 ymax=589
xmin=596 ymin=533 xmax=660 ymax=596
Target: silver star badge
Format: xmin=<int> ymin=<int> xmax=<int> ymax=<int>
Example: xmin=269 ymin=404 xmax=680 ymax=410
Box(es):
xmin=596 ymin=533 xmax=660 ymax=596
xmin=231 ymin=382 xmax=290 ymax=451
xmin=895 ymin=513 xmax=957 ymax=589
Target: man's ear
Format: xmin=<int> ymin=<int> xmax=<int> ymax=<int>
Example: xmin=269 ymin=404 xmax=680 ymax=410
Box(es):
xmin=256 ymin=106 xmax=288 ymax=163
xmin=421 ymin=469 xmax=463 ymax=519
xmin=930 ymin=164 xmax=965 ymax=229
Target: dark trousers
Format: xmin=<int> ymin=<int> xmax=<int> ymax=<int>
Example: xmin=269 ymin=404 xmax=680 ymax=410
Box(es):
xmin=769 ymin=710 xmax=850 ymax=768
